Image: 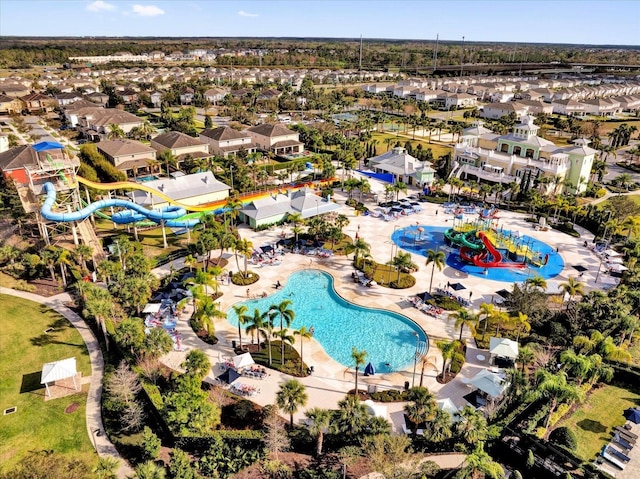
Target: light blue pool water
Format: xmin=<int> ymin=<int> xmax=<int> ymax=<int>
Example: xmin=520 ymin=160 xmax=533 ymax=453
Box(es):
xmin=227 ymin=270 xmax=428 ymax=372
xmin=392 ymin=225 xmax=564 ymax=283
xmin=137 ymin=175 xmax=159 ymax=183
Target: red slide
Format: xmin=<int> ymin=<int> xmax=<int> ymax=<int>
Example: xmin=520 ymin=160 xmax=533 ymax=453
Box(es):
xmin=472 ymin=232 xmax=527 ymax=269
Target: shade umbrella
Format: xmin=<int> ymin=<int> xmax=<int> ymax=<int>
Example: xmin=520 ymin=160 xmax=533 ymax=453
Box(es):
xmin=573 ymin=265 xmax=588 ymax=272
xmin=364 ymin=362 xmax=376 ymax=376
xmin=450 ymin=282 xmax=465 ymax=291
xmin=624 ymin=408 xmax=640 ymax=424
xmin=418 ymin=291 xmax=433 ymax=301
xmin=609 ymin=263 xmax=628 ymax=272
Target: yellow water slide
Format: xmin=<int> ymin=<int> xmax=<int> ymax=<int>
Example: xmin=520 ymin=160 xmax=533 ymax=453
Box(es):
xmin=76 ymin=176 xmax=227 ymax=212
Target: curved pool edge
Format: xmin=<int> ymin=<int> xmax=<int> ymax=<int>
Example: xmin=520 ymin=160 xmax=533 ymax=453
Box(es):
xmin=225 ymin=268 xmax=430 ymax=373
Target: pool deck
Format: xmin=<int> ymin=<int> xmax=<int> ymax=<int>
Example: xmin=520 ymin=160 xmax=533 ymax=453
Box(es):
xmin=157 ymin=190 xmax=616 ymax=433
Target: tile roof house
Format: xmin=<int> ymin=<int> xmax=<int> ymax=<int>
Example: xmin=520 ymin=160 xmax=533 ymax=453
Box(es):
xmin=85 ymin=91 xmax=109 ymax=107
xmin=20 ymin=93 xmax=56 ymax=114
xmin=246 ymin=123 xmax=304 ymax=156
xmin=97 ymin=139 xmax=156 ymax=176
xmin=77 ymin=109 xmax=144 ymax=141
xmin=199 ymin=126 xmax=256 ymax=157
xmin=0 ymin=93 xmax=23 ymax=114
xmin=150 ymin=131 xmax=210 ymax=164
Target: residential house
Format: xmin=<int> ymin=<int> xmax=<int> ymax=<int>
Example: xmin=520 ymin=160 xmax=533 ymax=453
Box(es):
xmin=77 ymin=109 xmax=144 ymax=141
xmin=150 ymin=131 xmax=210 ymax=167
xmin=128 ymin=171 xmax=229 ymax=208
xmin=85 ymin=92 xmax=109 ymax=107
xmin=367 ymin=147 xmax=435 ymax=187
xmin=516 ymin=100 xmax=554 ymax=116
xmin=246 ymin=123 xmax=304 ymax=156
xmin=615 ymin=95 xmax=640 ymax=112
xmin=119 ymin=89 xmax=139 ymax=105
xmin=0 ymin=94 xmax=23 ymax=114
xmin=149 ymin=91 xmax=163 ymax=108
xmin=96 ymin=139 xmax=157 ymax=177
xmin=552 ymin=99 xmax=587 ymax=117
xmin=179 ymin=88 xmax=195 ymax=105
xmin=203 ymin=88 xmax=226 ymax=105
xmin=443 ymin=93 xmax=477 ymax=109
xmin=582 ymin=98 xmax=621 ymax=116
xmin=199 ymin=126 xmax=256 ymax=157
xmin=0 ymin=83 xmax=30 ymax=98
xmin=54 ymin=92 xmax=84 ymax=107
xmin=452 ymin=115 xmax=595 ymax=194
xmin=20 ymin=93 xmax=56 ymax=114
xmin=480 ymin=102 xmax=528 ymax=120
xmin=257 ymin=89 xmax=282 ymax=101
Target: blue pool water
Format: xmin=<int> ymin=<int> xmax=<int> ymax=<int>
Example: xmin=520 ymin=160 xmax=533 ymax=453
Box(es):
xmin=392 ymin=225 xmax=564 ymax=283
xmin=227 ymin=270 xmax=428 ymax=372
xmin=137 ymin=175 xmax=159 ymax=183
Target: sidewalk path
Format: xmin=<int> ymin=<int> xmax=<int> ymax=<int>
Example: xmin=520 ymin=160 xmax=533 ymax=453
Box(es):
xmin=0 ymin=287 xmax=132 ymax=478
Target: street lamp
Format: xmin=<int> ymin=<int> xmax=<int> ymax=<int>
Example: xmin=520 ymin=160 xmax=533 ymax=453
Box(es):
xmin=601 ymin=210 xmax=612 ymax=244
xmin=229 ymin=165 xmax=235 ymax=193
xmin=411 ymin=332 xmax=420 ymax=388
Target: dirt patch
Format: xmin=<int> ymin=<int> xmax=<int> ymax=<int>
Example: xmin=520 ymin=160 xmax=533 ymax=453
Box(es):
xmin=65 ymin=402 xmax=79 ymax=414
xmin=436 ymin=372 xmax=457 ymax=384
xmin=28 ymin=279 xmax=64 ymax=297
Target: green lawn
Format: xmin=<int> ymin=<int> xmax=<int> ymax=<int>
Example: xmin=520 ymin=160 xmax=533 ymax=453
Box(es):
xmin=0 ymin=295 xmax=95 ymax=472
xmin=557 ymin=383 xmax=640 ymax=461
xmin=370 ymin=131 xmax=452 ymax=159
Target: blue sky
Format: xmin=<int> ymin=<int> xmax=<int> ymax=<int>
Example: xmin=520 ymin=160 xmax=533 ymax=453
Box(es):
xmin=1 ymin=0 xmax=638 ymax=46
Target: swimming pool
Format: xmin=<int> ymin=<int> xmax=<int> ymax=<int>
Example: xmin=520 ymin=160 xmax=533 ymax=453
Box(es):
xmin=392 ymin=225 xmax=564 ymax=283
xmin=137 ymin=175 xmax=159 ymax=183
xmin=227 ymin=270 xmax=428 ymax=372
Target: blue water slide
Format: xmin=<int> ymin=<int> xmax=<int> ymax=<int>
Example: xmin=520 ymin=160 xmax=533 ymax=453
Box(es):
xmin=41 ymin=182 xmax=200 ymax=228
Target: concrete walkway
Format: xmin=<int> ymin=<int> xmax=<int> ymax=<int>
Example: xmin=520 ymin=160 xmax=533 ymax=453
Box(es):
xmin=0 ymin=287 xmax=132 ymax=478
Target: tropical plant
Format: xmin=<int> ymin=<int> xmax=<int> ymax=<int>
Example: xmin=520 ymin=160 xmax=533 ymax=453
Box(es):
xmin=305 ymin=407 xmax=332 ymax=456
xmin=270 ymin=300 xmax=295 ymax=365
xmin=425 ymin=248 xmax=446 ymax=293
xmin=276 ymin=379 xmax=308 ymax=428
xmin=350 ymin=347 xmax=368 ymax=394
xmin=535 ymin=369 xmax=585 ymax=431
xmin=294 ymin=326 xmax=313 ymax=375
xmin=450 ymin=309 xmax=478 ymax=341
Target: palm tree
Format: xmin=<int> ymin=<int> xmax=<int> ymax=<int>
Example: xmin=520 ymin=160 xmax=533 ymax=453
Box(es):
xmin=345 ymin=238 xmax=371 ymax=267
xmin=270 ymin=300 xmax=295 ymax=365
xmin=294 ymin=326 xmax=313 ymax=375
xmin=350 ymin=347 xmax=368 ymax=395
xmin=134 ymin=460 xmax=166 ymax=479
xmin=107 ymin=123 xmax=125 ymax=140
xmin=450 ymin=309 xmax=478 ymax=341
xmin=305 ymin=407 xmax=332 ymax=456
xmin=535 ymin=369 xmax=585 ymax=431
xmin=455 ymin=443 xmax=504 ymax=479
xmin=92 ymin=457 xmax=120 ymax=479
xmin=512 ymin=312 xmax=531 ymax=342
xmin=193 ymin=296 xmax=226 ymax=338
xmin=478 ymin=302 xmax=496 ymax=336
xmin=392 ymin=181 xmax=408 ymax=201
xmin=233 ymin=238 xmax=253 ymax=279
xmin=517 ymin=346 xmax=535 ymax=373
xmin=183 ymin=254 xmax=198 ymax=272
xmin=623 ymin=215 xmax=640 ymax=240
xmin=245 ymin=308 xmax=266 ymax=346
xmin=276 ymin=379 xmax=308 ymax=428
xmin=181 ymin=349 xmax=211 ymax=381
xmin=425 ymin=248 xmax=446 ymax=293
xmin=403 ymin=387 xmax=437 ymax=438
xmin=74 ymin=243 xmax=93 ymax=275
xmin=232 ymin=304 xmax=249 ymax=350
xmin=455 ymin=406 xmax=491 ymax=445
xmin=436 ymin=340 xmax=457 ymax=379
xmin=260 ymin=311 xmax=276 ymax=365
xmin=560 ymin=277 xmax=585 ymax=303
xmin=525 ymin=275 xmax=547 ymax=292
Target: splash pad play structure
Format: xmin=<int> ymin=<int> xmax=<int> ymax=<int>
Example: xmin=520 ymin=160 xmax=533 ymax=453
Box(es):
xmin=392 ymin=220 xmax=564 ymax=283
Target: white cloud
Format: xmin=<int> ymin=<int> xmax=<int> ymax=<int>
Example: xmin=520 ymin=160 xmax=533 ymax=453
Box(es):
xmin=238 ymin=10 xmax=259 ymax=18
xmin=86 ymin=1 xmax=116 ymax=12
xmin=131 ymin=4 xmax=165 ymax=16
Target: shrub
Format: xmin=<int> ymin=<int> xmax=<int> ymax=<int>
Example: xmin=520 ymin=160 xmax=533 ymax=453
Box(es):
xmin=428 ymin=295 xmax=462 ymax=311
xmin=141 ymin=426 xmax=161 ymax=460
xmin=390 ymin=275 xmax=416 ymax=289
xmin=548 ymin=403 xmax=570 ymax=428
xmin=370 ymin=389 xmax=407 ymax=402
xmin=449 ymin=351 xmax=466 ymax=374
xmin=231 ymin=271 xmax=259 ymax=285
xmin=549 ymin=426 xmax=577 ymax=451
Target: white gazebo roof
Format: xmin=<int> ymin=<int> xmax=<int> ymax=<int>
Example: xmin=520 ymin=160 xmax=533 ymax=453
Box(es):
xmin=232 ymin=352 xmax=255 ymax=370
xmin=437 ymin=398 xmax=460 ymax=420
xmin=41 ymin=357 xmax=78 ymax=396
xmin=489 ymin=337 xmax=519 ymax=359
xmin=469 ymin=369 xmax=509 ymax=399
xmin=142 ymin=303 xmax=162 ymax=313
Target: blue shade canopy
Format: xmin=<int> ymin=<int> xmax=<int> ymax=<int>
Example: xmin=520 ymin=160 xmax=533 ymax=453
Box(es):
xmin=216 ymin=368 xmax=241 ymax=385
xmin=364 ymin=362 xmax=376 ymax=376
xmin=33 ymin=141 xmax=64 ymax=151
xmin=624 ymin=408 xmax=640 ymax=424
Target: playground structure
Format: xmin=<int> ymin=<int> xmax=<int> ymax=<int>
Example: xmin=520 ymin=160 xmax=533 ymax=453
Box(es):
xmin=445 ymin=220 xmax=549 ymax=269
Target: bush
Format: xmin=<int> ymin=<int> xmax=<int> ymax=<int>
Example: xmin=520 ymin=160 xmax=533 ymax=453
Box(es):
xmin=141 ymin=426 xmax=161 ymax=460
xmin=231 ymin=271 xmax=259 ymax=285
xmin=390 ymin=275 xmax=416 ymax=289
xmin=370 ymin=389 xmax=407 ymax=402
xmin=449 ymin=351 xmax=466 ymax=374
xmin=549 ymin=426 xmax=577 ymax=451
xmin=428 ymin=295 xmax=463 ymax=311
xmin=548 ymin=403 xmax=570 ymax=428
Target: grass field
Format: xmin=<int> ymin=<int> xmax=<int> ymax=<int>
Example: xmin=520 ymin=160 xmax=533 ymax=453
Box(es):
xmin=0 ymin=295 xmax=95 ymax=472
xmin=557 ymin=383 xmax=640 ymax=461
xmin=370 ymin=131 xmax=452 ymax=159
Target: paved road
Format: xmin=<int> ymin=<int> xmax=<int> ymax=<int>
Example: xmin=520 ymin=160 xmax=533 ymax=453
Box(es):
xmin=0 ymin=287 xmax=132 ymax=478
